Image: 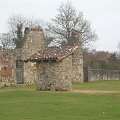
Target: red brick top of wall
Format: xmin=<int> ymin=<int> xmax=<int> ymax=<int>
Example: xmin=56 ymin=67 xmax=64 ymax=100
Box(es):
xmin=0 ymin=68 xmax=12 ymax=77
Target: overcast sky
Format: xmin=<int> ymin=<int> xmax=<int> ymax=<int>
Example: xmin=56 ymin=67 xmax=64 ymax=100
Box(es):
xmin=0 ymin=0 xmax=120 ymax=52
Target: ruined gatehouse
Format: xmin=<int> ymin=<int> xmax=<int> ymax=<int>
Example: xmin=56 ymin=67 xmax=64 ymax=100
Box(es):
xmin=6 ymin=27 xmax=83 ymax=91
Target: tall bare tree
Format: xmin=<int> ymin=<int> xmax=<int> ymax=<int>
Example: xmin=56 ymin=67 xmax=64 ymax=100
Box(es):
xmin=8 ymin=14 xmax=43 ymax=48
xmin=7 ymin=14 xmax=26 ymax=48
xmin=12 ymin=23 xmax=24 ymax=48
xmin=8 ymin=14 xmax=26 ymax=39
xmin=0 ymin=33 xmax=13 ymax=49
xmin=46 ymin=2 xmax=97 ymax=47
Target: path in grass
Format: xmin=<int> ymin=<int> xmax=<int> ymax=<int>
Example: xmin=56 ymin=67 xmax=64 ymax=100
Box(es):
xmin=0 ymin=87 xmax=120 ymax=94
xmin=73 ymin=90 xmax=120 ymax=94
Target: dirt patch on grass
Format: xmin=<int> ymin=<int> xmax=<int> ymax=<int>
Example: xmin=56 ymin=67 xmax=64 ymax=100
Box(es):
xmin=73 ymin=90 xmax=120 ymax=94
xmin=0 ymin=87 xmax=120 ymax=94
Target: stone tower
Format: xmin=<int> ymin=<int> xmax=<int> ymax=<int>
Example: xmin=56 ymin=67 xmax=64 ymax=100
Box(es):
xmin=70 ymin=29 xmax=83 ymax=83
xmin=22 ymin=27 xmax=46 ymax=58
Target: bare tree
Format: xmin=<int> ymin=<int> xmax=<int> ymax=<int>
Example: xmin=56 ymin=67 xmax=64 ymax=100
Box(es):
xmin=0 ymin=33 xmax=13 ymax=49
xmin=7 ymin=14 xmax=43 ymax=48
xmin=12 ymin=23 xmax=24 ymax=48
xmin=46 ymin=2 xmax=97 ymax=47
xmin=8 ymin=14 xmax=26 ymax=38
xmin=7 ymin=14 xmax=26 ymax=48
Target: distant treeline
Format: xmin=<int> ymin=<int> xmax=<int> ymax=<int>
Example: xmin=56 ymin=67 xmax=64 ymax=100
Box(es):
xmin=83 ymin=49 xmax=120 ymax=70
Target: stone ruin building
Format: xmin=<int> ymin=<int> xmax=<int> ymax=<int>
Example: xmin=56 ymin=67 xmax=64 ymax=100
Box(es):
xmin=25 ymin=45 xmax=83 ymax=91
xmin=24 ymin=27 xmax=83 ymax=91
xmin=12 ymin=27 xmax=46 ymax=84
xmin=0 ymin=26 xmax=83 ymax=91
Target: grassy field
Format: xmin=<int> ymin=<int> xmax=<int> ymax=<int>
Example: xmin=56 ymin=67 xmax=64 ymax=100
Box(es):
xmin=0 ymin=80 xmax=120 ymax=120
xmin=73 ymin=80 xmax=120 ymax=91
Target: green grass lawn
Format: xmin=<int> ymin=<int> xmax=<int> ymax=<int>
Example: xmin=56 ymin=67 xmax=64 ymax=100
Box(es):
xmin=73 ymin=80 xmax=120 ymax=91
xmin=0 ymin=80 xmax=120 ymax=120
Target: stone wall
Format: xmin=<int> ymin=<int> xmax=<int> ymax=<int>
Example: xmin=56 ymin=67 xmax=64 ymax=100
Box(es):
xmin=0 ymin=68 xmax=14 ymax=86
xmin=0 ymin=76 xmax=14 ymax=86
xmin=70 ymin=30 xmax=83 ymax=83
xmin=72 ymin=48 xmax=83 ymax=83
xmin=36 ymin=56 xmax=72 ymax=91
xmin=85 ymin=68 xmax=120 ymax=81
xmin=23 ymin=62 xmax=37 ymax=84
